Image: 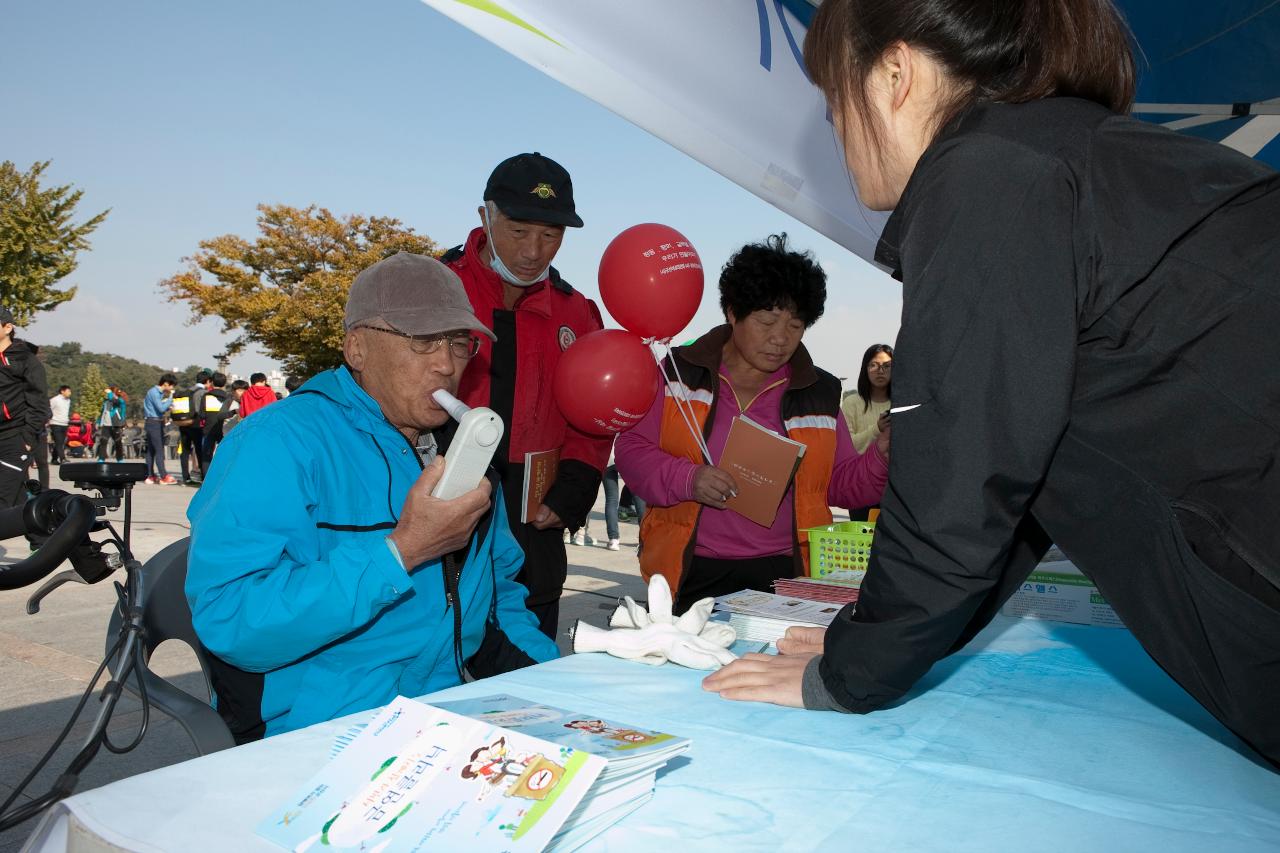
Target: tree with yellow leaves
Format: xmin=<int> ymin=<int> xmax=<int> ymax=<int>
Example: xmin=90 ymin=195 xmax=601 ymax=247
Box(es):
xmin=161 ymin=204 xmax=438 ymax=376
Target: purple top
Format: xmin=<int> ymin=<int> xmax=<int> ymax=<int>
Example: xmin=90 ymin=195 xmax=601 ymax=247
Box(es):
xmin=615 ymin=363 xmax=888 ymax=560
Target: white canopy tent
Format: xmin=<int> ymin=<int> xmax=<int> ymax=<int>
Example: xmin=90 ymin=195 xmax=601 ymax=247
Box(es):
xmin=420 ymin=0 xmax=1279 ymax=262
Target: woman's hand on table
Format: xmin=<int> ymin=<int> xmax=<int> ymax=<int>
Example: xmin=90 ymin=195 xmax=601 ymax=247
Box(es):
xmin=776 ymin=626 xmax=826 ymax=656
xmin=701 ymin=652 xmax=814 ymax=708
xmin=691 ymin=465 xmax=739 ymax=508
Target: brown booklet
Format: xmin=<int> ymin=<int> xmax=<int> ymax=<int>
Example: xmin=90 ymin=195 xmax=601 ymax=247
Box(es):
xmin=522 ymin=448 xmax=561 ymax=523
xmin=719 ymin=415 xmax=806 ymax=527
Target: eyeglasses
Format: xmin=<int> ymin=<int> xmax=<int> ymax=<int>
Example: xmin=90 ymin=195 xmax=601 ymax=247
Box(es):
xmin=361 ymin=326 xmax=482 ymax=359
xmin=868 ymin=362 xmax=892 ymax=373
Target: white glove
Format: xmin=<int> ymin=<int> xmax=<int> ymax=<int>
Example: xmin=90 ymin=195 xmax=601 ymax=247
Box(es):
xmin=573 ymin=575 xmax=737 ymax=670
xmin=610 ymin=580 xmax=738 ymax=648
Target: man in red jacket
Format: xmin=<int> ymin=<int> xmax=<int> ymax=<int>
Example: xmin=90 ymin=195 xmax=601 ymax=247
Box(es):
xmin=238 ymin=372 xmax=277 ymax=418
xmin=443 ymin=153 xmax=611 ymax=639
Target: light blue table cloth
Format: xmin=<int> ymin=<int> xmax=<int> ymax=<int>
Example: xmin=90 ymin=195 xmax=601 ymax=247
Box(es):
xmin=24 ymin=616 xmax=1280 ymax=852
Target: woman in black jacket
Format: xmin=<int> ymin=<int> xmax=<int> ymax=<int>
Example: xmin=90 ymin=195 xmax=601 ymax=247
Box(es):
xmin=0 ymin=308 xmax=50 ymax=545
xmin=704 ymin=0 xmax=1280 ymax=770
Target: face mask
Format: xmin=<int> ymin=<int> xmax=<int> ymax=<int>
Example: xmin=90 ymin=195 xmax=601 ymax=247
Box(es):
xmin=483 ymin=206 xmax=549 ymax=287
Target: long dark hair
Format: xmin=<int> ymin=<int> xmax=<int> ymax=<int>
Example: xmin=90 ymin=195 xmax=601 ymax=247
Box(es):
xmin=804 ymin=0 xmax=1136 ymax=148
xmin=856 ymin=343 xmax=893 ymax=412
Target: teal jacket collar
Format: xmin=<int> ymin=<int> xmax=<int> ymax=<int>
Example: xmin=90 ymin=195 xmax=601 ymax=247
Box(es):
xmin=297 ymin=366 xmax=401 ymax=441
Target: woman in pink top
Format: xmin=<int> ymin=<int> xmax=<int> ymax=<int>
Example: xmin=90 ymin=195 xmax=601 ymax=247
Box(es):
xmin=616 ymin=235 xmax=890 ymax=613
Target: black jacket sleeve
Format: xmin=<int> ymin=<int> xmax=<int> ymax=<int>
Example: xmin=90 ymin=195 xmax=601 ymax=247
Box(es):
xmin=23 ymin=355 xmax=50 ymax=447
xmin=541 ymin=458 xmax=603 ymax=530
xmin=819 ymin=136 xmax=1079 ymax=712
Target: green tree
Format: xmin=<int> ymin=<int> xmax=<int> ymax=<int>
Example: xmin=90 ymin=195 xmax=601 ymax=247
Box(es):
xmin=80 ymin=363 xmax=107 ymax=425
xmin=0 ymin=161 xmax=109 ymax=324
xmin=161 ymin=204 xmax=438 ymax=376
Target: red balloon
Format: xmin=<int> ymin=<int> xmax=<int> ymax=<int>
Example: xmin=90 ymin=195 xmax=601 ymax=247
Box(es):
xmin=598 ymin=224 xmax=704 ymax=341
xmin=554 ymin=330 xmax=659 ymax=436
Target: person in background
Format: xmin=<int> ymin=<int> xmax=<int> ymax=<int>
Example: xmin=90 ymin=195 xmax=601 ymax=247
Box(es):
xmin=841 ymin=344 xmax=893 ymax=452
xmin=30 ymin=425 xmax=49 ymax=489
xmin=201 ymin=372 xmax=231 ymax=462
xmin=703 ymin=0 xmax=1280 ymax=771
xmin=172 ymin=370 xmax=210 ymax=485
xmin=841 ymin=343 xmax=893 ymax=520
xmin=143 ymin=373 xmax=178 ymax=484
xmin=617 ymin=235 xmax=891 ymax=613
xmin=48 ymin=385 xmax=72 ymax=464
xmin=95 ymin=386 xmax=127 ymax=462
xmin=564 ymin=516 xmax=594 ymax=548
xmin=186 ymin=252 xmax=556 ymax=741
xmin=163 ymin=420 xmax=180 ymax=461
xmin=619 ymin=483 xmax=646 ymax=524
xmin=601 ymin=459 xmax=622 ymax=551
xmin=64 ymin=413 xmax=91 ymax=458
xmin=442 ymin=152 xmax=611 ymax=639
xmin=238 ymin=372 xmax=277 ymax=418
xmin=0 ymin=307 xmax=50 ymax=548
xmin=221 ymin=379 xmax=249 ymax=435
xmin=122 ymin=420 xmax=145 ymax=459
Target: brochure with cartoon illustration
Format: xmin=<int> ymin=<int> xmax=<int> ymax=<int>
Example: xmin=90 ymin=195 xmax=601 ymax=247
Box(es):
xmin=430 ymin=694 xmax=690 ymax=778
xmin=256 ymin=695 xmax=605 ymax=853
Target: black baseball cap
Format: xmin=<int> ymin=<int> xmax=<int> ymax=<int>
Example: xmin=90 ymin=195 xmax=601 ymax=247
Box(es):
xmin=483 ymin=152 xmax=583 ymax=228
xmin=0 ymin=308 xmax=15 ymax=326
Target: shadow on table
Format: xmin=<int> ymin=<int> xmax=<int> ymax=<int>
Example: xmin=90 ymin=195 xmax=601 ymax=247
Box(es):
xmin=899 ymin=616 xmax=1270 ymax=771
xmin=656 ymin=754 xmax=692 ymax=780
xmin=1066 ymin=625 xmax=1271 ymax=771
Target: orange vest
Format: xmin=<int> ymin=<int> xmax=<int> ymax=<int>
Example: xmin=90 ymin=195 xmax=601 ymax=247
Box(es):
xmin=638 ymin=335 xmax=841 ymax=594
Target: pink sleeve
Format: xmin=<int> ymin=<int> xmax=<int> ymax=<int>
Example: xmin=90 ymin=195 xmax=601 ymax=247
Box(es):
xmin=615 ymin=389 xmax=698 ymax=508
xmin=827 ymin=418 xmax=888 ymax=509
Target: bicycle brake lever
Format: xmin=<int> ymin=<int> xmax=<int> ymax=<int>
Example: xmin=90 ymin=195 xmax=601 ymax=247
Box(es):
xmin=26 ymin=569 xmax=89 ymax=615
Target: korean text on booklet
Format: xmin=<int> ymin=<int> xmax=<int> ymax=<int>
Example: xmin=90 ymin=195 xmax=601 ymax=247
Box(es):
xmin=256 ymin=695 xmax=604 ymax=853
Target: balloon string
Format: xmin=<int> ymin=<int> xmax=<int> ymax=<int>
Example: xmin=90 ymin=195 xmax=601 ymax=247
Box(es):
xmin=666 ymin=348 xmax=714 ymax=463
xmin=655 ymin=342 xmax=713 ymax=466
xmin=663 ymin=360 xmax=712 ymax=466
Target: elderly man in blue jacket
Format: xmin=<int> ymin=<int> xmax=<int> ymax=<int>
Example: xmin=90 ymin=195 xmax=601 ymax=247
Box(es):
xmin=186 ymin=253 xmax=558 ymax=742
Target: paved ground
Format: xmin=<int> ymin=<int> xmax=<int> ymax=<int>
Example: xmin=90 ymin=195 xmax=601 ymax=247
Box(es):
xmin=0 ymin=471 xmax=649 ymax=851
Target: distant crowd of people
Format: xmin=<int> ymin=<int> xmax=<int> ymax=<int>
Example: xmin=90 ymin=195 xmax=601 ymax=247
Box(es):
xmin=36 ymin=369 xmax=299 ymax=489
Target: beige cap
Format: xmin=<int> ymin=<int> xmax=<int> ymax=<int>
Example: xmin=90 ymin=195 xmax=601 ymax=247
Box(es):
xmin=344 ymin=252 xmax=495 ymax=341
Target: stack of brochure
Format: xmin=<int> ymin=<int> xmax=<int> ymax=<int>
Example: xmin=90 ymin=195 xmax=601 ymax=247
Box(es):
xmin=260 ymin=694 xmax=689 ymax=853
xmin=772 ymin=573 xmax=861 ymax=605
xmin=433 ymin=694 xmax=691 ymax=852
xmin=713 ymin=589 xmax=845 ymax=644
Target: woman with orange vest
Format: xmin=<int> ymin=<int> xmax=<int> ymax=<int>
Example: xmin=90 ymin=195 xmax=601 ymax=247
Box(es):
xmin=615 ymin=234 xmax=891 ymax=613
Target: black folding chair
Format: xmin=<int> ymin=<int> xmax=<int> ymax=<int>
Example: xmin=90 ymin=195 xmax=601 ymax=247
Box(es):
xmin=105 ymin=537 xmax=235 ymax=755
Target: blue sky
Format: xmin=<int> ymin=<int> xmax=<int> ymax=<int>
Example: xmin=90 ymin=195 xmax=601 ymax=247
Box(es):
xmin=5 ymin=0 xmax=900 ymax=382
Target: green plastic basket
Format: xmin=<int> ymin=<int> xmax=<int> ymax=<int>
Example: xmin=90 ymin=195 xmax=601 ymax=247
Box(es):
xmin=807 ymin=520 xmax=876 ymax=582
